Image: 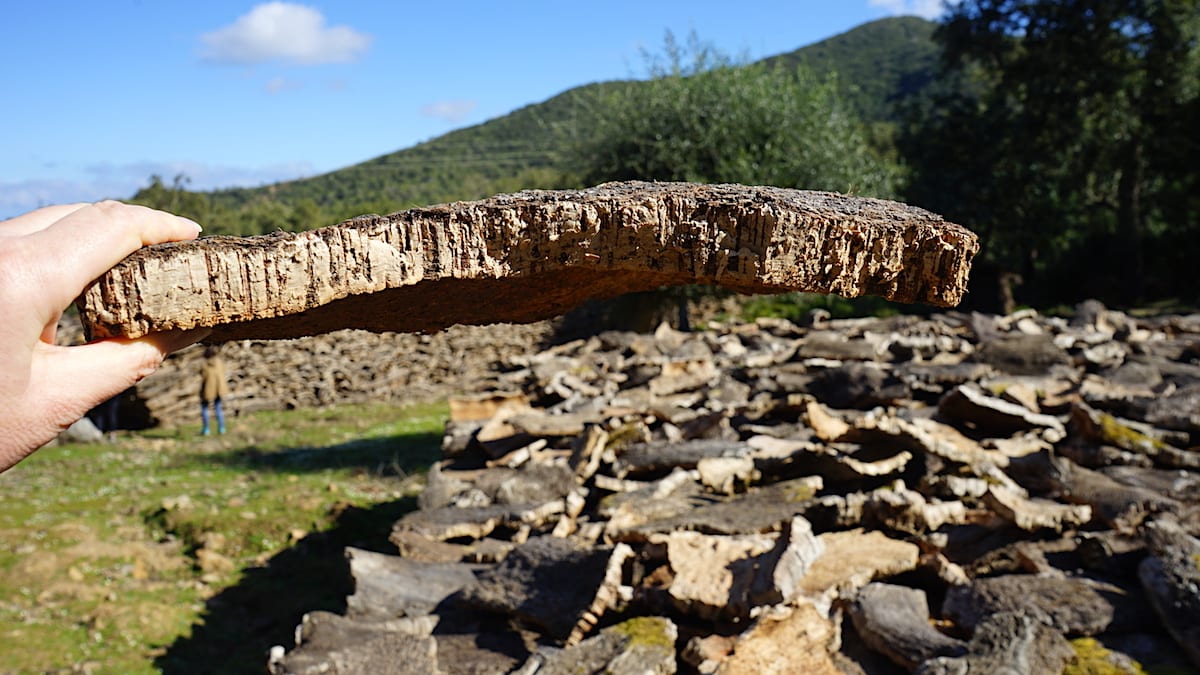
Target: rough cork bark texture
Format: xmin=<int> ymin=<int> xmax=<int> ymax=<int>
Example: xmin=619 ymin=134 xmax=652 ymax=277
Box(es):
xmin=77 ymin=181 xmax=978 ymax=342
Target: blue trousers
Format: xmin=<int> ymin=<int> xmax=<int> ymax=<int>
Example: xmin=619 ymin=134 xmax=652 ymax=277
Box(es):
xmin=201 ymin=398 xmax=225 ymax=434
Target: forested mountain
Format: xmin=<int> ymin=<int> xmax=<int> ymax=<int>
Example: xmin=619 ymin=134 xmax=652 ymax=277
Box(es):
xmin=763 ymin=15 xmax=938 ymax=124
xmin=133 ymin=17 xmax=937 ymax=233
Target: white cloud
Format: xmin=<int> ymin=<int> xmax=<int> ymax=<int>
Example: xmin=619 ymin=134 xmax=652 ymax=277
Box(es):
xmin=200 ymin=2 xmax=371 ymax=65
xmin=867 ymin=0 xmax=953 ymax=20
xmin=420 ymin=100 xmax=479 ymax=124
xmin=265 ymin=76 xmax=303 ymax=94
xmin=0 ymin=160 xmax=315 ymax=220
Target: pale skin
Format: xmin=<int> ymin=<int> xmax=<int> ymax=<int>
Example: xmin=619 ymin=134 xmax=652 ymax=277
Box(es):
xmin=0 ymin=201 xmax=210 ymax=472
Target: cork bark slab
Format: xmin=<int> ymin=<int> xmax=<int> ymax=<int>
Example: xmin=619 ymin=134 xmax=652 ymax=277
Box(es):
xmin=76 ymin=181 xmax=978 ymax=342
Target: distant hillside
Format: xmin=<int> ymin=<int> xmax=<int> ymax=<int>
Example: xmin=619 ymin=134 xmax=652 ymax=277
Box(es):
xmin=179 ymin=17 xmax=939 ymax=229
xmin=205 ymin=82 xmax=618 ymax=218
xmin=763 ymin=16 xmax=938 ymax=123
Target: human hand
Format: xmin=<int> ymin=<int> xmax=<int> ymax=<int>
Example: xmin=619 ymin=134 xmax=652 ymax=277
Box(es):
xmin=0 ymin=201 xmax=210 ymax=472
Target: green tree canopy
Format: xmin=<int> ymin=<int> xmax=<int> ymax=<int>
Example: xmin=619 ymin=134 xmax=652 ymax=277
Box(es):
xmin=575 ymin=33 xmax=901 ymax=198
xmin=901 ymin=0 xmax=1200 ymax=308
xmin=563 ymin=34 xmax=903 ymax=331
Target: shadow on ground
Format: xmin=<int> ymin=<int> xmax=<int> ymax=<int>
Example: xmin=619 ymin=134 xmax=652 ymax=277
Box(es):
xmin=212 ymin=430 xmax=444 ymax=477
xmin=155 ymin=433 xmax=438 ymax=674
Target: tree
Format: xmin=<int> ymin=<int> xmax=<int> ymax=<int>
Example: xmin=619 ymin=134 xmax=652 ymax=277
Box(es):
xmin=576 ymin=32 xmax=900 ymax=197
xmin=131 ymin=174 xmax=241 ymax=235
xmin=566 ymin=34 xmax=903 ymax=331
xmin=901 ymin=0 xmax=1200 ymax=307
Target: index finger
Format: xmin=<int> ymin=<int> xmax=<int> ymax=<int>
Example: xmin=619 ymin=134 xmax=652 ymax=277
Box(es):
xmin=0 ymin=203 xmax=90 ymax=237
xmin=24 ymin=201 xmax=202 ymax=308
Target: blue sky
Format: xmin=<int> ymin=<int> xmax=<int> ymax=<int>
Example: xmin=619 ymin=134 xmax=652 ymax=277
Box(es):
xmin=1 ymin=1 xmax=950 ymax=219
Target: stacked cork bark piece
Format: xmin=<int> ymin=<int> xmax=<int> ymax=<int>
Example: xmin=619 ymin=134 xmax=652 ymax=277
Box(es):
xmin=76 ymin=181 xmax=977 ymax=342
xmin=269 ymin=303 xmax=1200 ymax=674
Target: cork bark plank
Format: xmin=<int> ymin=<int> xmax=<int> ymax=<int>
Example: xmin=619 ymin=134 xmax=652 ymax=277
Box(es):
xmin=76 ymin=181 xmax=979 ymax=343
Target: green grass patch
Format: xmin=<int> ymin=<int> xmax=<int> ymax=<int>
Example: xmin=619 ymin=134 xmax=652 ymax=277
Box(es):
xmin=738 ymin=291 xmax=905 ymax=323
xmin=0 ymin=400 xmax=446 ymax=674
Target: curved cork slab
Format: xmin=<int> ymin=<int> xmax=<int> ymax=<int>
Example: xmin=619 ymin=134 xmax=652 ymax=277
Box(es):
xmin=77 ymin=181 xmax=978 ymax=342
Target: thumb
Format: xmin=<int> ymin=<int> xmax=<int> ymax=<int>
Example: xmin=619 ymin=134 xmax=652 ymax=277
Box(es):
xmin=29 ymin=329 xmax=211 ymax=430
xmin=1 ymin=329 xmax=209 ymax=472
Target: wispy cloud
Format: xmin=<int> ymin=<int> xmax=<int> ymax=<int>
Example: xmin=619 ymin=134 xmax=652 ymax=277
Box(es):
xmin=264 ymin=76 xmax=303 ymax=94
xmin=87 ymin=160 xmax=316 ymax=189
xmin=0 ymin=178 xmax=116 ymax=220
xmin=0 ymin=160 xmax=315 ymax=220
xmin=867 ymin=0 xmax=954 ymax=20
xmin=420 ymin=100 xmax=479 ymax=124
xmin=200 ymin=2 xmax=372 ymax=65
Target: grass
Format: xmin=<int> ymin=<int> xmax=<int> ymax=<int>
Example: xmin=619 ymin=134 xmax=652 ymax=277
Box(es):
xmin=738 ymin=291 xmax=906 ymax=323
xmin=0 ymin=400 xmax=448 ymax=674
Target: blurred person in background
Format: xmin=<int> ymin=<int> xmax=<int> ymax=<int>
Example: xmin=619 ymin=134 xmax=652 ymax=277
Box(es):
xmin=199 ymin=345 xmax=230 ymax=435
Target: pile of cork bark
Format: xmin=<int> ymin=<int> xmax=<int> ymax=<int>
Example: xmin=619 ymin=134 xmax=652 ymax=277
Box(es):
xmin=128 ymin=321 xmax=556 ymax=425
xmin=268 ymin=300 xmax=1200 ymax=674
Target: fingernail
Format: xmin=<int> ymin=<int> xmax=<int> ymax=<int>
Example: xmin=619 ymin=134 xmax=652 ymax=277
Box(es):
xmin=185 ymin=327 xmax=214 ymax=347
xmin=179 ymin=217 xmax=203 ymax=233
xmin=154 ymin=327 xmax=212 ymax=355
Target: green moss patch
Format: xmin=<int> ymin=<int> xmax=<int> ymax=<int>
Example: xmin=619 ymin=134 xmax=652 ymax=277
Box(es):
xmin=610 ymin=616 xmax=676 ymax=650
